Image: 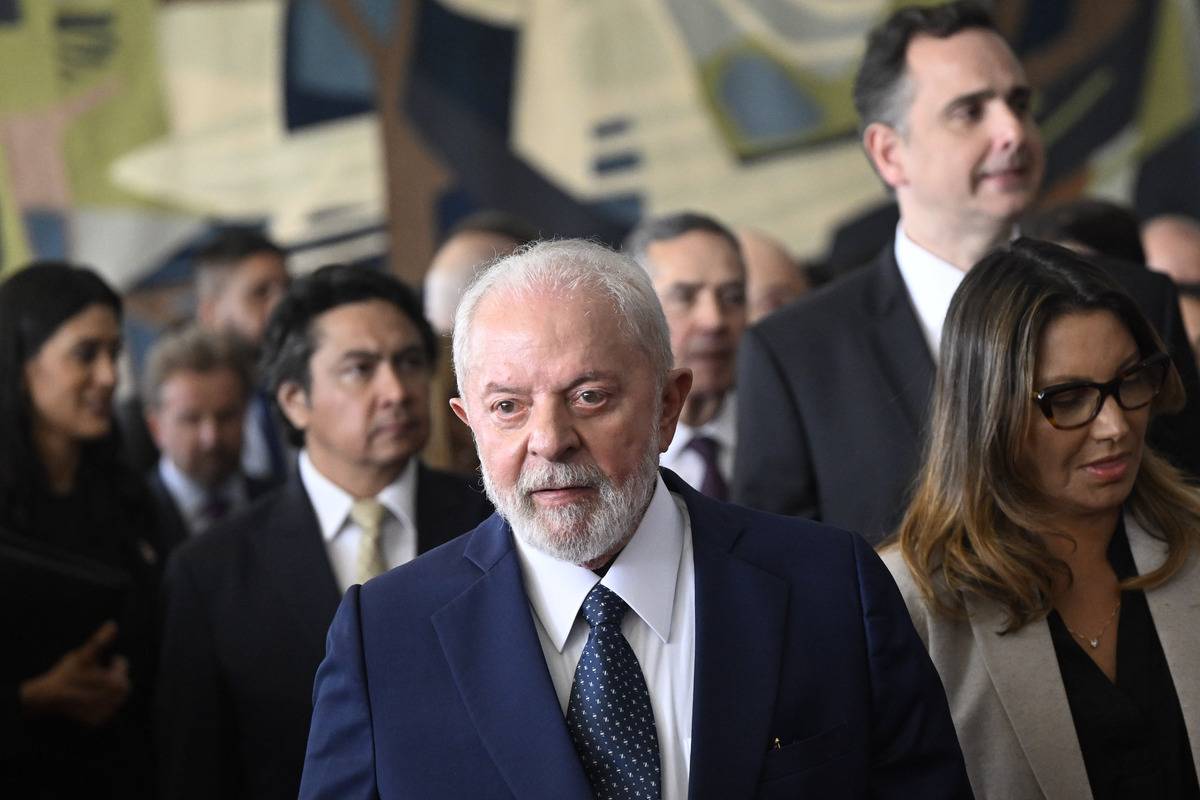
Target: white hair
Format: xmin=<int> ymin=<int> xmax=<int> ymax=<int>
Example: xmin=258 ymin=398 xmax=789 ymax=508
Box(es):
xmin=451 ymin=238 xmax=674 ymax=395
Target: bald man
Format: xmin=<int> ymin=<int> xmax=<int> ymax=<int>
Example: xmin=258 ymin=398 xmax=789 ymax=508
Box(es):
xmin=424 ymin=212 xmax=537 ymax=335
xmin=423 ymin=212 xmax=536 ymax=473
xmin=736 ymin=228 xmax=809 ymax=323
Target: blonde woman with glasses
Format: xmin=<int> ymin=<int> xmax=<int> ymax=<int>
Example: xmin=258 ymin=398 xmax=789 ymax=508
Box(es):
xmin=882 ymin=238 xmax=1200 ymax=800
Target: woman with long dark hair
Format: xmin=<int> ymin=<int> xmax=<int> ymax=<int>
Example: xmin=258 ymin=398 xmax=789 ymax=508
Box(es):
xmin=0 ymin=262 xmax=158 ymax=797
xmin=884 ymin=238 xmax=1200 ymax=799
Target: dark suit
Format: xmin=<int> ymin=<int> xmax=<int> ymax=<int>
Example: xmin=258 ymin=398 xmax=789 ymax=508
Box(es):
xmin=156 ymin=462 xmax=493 ymax=800
xmin=145 ymin=466 xmax=274 ymax=555
xmin=733 ymin=246 xmax=1200 ymax=543
xmin=298 ymin=470 xmax=971 ymax=799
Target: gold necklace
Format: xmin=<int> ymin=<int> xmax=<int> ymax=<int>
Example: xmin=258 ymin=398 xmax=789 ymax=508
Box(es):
xmin=1063 ymin=600 xmax=1122 ymax=649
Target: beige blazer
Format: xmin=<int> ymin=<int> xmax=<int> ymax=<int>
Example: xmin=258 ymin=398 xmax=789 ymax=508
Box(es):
xmin=881 ymin=515 xmax=1200 ymax=800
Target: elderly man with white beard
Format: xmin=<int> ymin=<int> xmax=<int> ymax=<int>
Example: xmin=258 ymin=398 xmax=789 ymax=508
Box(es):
xmin=299 ymin=240 xmax=971 ymax=800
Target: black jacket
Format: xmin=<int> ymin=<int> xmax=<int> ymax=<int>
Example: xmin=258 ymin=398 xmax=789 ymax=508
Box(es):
xmin=156 ymin=462 xmax=492 ymax=800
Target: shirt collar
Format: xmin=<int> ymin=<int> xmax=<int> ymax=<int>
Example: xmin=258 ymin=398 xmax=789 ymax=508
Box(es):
xmin=512 ymin=474 xmax=684 ymax=652
xmin=298 ymin=451 xmax=418 ymax=541
xmin=893 ymin=223 xmax=966 ymax=358
xmin=158 ymin=456 xmax=245 ymax=520
xmin=664 ymin=391 xmax=737 ymax=460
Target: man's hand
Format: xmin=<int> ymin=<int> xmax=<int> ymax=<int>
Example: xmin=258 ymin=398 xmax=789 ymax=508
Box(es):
xmin=18 ymin=620 xmax=131 ymax=727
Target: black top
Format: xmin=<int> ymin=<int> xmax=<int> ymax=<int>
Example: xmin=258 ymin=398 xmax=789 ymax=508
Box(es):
xmin=1 ymin=473 xmax=160 ymax=799
xmin=1048 ymin=520 xmax=1200 ymax=800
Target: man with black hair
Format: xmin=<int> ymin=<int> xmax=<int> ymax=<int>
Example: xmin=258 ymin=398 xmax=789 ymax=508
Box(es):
xmin=156 ymin=264 xmax=492 ymax=800
xmin=735 ymin=0 xmax=1200 ymax=541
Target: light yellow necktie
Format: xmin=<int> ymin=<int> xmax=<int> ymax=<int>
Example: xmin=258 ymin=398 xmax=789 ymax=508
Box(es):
xmin=349 ymin=498 xmax=388 ymax=584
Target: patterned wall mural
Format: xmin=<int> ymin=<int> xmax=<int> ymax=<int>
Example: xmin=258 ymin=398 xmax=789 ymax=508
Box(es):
xmin=2 ymin=0 xmax=1199 ymax=305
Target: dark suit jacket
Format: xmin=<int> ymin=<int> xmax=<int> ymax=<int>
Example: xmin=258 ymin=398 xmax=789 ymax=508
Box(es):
xmin=733 ymin=246 xmax=1200 ymax=543
xmin=156 ymin=462 xmax=493 ymax=800
xmin=298 ymin=470 xmax=971 ymax=799
xmin=145 ymin=467 xmax=274 ymax=556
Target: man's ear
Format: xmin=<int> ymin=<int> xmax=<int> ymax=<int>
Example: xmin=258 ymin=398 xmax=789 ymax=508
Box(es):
xmin=657 ymin=368 xmax=693 ymax=453
xmin=863 ymin=121 xmax=907 ymax=190
xmin=449 ymin=396 xmax=470 ymax=428
xmin=276 ymin=381 xmax=310 ymax=435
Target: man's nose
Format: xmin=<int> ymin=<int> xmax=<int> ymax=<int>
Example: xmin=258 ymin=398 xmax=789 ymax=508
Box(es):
xmin=692 ymin=288 xmax=727 ymax=331
xmin=990 ymin=102 xmax=1026 ymax=152
xmin=376 ymin=363 xmax=410 ymax=405
xmin=198 ymin=418 xmax=220 ymax=448
xmin=527 ymin=400 xmax=580 ymax=462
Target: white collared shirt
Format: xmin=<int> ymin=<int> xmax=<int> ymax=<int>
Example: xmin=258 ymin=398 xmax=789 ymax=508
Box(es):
xmin=298 ymin=451 xmax=419 ymax=592
xmin=512 ymin=476 xmax=696 ymax=800
xmin=660 ymin=392 xmax=736 ymax=493
xmin=893 ymin=223 xmax=967 ymax=359
xmin=157 ymin=456 xmax=249 ymax=535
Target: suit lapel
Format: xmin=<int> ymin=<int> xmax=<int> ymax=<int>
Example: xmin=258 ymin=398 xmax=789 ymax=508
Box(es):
xmin=864 ymin=249 xmax=936 ymax=435
xmin=964 ymin=594 xmax=1091 ymax=799
xmin=252 ymin=477 xmax=341 ymax=643
xmin=677 ymin=475 xmax=789 ymax=800
xmin=1127 ymin=516 xmax=1200 ymax=776
xmin=432 ymin=517 xmax=592 ymax=800
xmin=148 ymin=471 xmax=190 ymax=554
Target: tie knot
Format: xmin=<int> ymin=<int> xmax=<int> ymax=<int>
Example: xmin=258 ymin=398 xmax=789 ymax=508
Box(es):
xmin=349 ymin=498 xmax=386 ymax=534
xmin=200 ymin=492 xmax=230 ymax=523
xmin=580 ymin=583 xmax=629 ymax=628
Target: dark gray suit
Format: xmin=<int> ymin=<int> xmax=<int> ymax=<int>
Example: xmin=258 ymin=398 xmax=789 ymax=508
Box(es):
xmin=156 ymin=462 xmax=493 ymax=800
xmin=733 ymin=246 xmax=1200 ymax=543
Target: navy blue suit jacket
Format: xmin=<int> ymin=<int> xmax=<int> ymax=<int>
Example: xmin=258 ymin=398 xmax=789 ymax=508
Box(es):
xmin=299 ymin=470 xmax=971 ymax=799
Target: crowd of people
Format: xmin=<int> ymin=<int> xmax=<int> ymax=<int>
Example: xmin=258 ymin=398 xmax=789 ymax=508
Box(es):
xmin=2 ymin=2 xmax=1199 ymax=798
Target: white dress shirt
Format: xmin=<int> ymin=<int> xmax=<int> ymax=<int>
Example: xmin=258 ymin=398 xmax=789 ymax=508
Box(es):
xmin=659 ymin=391 xmax=736 ymax=492
xmin=298 ymin=451 xmax=419 ymax=592
xmin=893 ymin=224 xmax=967 ymax=359
xmin=512 ymin=476 xmax=696 ymax=800
xmin=156 ymin=456 xmax=249 ymax=535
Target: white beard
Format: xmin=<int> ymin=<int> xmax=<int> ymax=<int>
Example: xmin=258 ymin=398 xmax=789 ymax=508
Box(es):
xmin=480 ymin=434 xmax=661 ymax=565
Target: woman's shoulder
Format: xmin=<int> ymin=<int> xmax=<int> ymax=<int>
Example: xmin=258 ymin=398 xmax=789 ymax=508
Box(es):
xmin=877 ymin=544 xmax=921 ymax=597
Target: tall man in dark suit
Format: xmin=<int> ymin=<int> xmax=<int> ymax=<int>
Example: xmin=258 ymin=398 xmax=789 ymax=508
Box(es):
xmin=734 ymin=0 xmax=1200 ymax=542
xmin=157 ymin=265 xmax=493 ymax=800
xmin=142 ymin=326 xmax=273 ymax=553
xmin=298 ymin=240 xmax=970 ymax=799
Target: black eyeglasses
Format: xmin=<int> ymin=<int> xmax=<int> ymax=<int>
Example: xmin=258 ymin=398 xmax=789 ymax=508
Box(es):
xmin=1034 ymin=352 xmax=1170 ymax=430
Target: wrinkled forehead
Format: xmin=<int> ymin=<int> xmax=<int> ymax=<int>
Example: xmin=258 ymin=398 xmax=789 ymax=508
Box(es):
xmin=461 ymin=286 xmax=646 ymax=389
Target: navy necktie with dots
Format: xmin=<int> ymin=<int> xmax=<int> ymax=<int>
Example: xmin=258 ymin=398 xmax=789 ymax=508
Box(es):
xmin=565 ymin=583 xmax=662 ymax=799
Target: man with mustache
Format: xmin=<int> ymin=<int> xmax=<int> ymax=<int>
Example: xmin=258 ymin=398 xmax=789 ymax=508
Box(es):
xmin=156 ymin=265 xmax=492 ymax=800
xmin=625 ymin=212 xmax=746 ymax=501
xmin=734 ymin=0 xmax=1200 ymax=541
xmin=299 ymin=240 xmax=971 ymax=798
